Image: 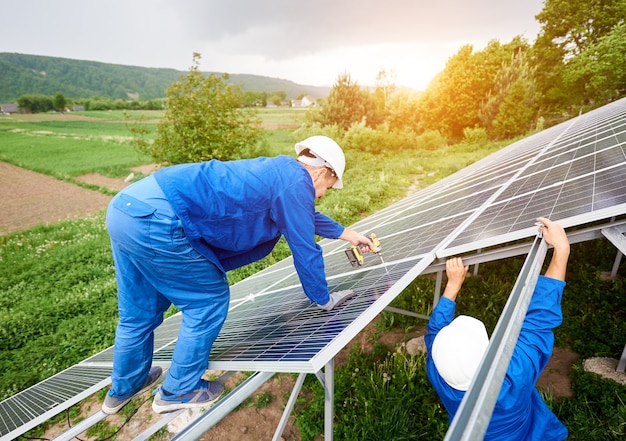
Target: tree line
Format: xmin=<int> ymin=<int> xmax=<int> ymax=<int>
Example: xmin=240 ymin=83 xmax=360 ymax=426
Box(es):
xmin=13 ymin=89 xmax=296 ymax=113
xmin=308 ymin=0 xmax=626 ymax=143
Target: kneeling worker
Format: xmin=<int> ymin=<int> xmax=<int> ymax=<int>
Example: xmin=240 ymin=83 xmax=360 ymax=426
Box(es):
xmin=425 ymin=217 xmax=570 ymax=440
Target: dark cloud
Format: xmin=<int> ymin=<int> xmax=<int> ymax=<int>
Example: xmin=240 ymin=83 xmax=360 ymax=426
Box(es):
xmin=175 ymin=0 xmax=542 ymax=59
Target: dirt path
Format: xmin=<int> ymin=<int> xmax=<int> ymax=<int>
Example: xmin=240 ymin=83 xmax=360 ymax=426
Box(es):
xmin=0 ymin=162 xmax=114 ymax=234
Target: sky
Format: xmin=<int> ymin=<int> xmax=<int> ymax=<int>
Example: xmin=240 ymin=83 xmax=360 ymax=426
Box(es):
xmin=1 ymin=0 xmax=545 ymax=91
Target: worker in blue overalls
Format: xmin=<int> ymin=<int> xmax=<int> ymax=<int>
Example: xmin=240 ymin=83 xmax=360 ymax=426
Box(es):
xmin=425 ymin=217 xmax=569 ymax=441
xmin=102 ymin=136 xmax=373 ymax=414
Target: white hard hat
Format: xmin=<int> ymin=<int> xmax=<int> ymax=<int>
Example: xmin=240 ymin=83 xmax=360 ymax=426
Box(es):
xmin=295 ymin=135 xmax=345 ymax=189
xmin=431 ymin=315 xmax=489 ymax=391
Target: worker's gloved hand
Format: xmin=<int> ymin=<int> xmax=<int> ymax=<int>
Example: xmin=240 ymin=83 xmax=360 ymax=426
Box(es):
xmin=318 ymin=290 xmax=356 ymax=311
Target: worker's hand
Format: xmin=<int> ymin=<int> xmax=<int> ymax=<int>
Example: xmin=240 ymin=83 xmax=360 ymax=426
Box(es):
xmin=339 ymin=228 xmax=374 ymax=252
xmin=318 ymin=290 xmax=356 ymax=311
xmin=442 ymin=257 xmax=468 ymax=301
xmin=536 ymin=217 xmax=570 ymax=255
xmin=537 ymin=217 xmax=570 ymax=281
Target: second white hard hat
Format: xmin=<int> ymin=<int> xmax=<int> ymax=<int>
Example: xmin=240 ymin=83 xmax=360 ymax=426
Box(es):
xmin=431 ymin=315 xmax=489 ymax=391
xmin=295 ymin=135 xmax=345 ymax=189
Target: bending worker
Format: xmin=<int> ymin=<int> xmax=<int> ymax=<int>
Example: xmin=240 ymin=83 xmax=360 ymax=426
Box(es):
xmin=102 ymin=135 xmax=372 ymax=414
xmin=425 ymin=217 xmax=570 ymax=441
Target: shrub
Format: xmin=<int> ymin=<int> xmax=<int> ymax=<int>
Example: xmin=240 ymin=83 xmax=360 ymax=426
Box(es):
xmin=415 ymin=130 xmax=448 ymax=150
xmin=462 ymin=126 xmax=488 ymax=145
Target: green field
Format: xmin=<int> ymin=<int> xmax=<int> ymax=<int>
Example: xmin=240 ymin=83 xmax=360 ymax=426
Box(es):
xmin=1 ymin=110 xmax=624 ymax=440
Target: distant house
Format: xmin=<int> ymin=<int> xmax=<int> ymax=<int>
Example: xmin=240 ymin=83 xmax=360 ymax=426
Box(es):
xmin=290 ymin=95 xmax=316 ymax=108
xmin=1 ymin=103 xmax=19 ymax=114
xmin=73 ymin=105 xmax=86 ymax=112
xmin=266 ymin=101 xmax=290 ymax=108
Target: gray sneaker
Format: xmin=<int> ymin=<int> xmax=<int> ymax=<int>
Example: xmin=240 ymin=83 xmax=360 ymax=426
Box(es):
xmin=102 ymin=366 xmax=163 ymax=414
xmin=152 ymin=380 xmax=224 ymax=414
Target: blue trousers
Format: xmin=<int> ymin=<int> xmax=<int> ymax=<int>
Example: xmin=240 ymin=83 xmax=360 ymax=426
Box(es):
xmin=106 ymin=176 xmax=229 ymax=397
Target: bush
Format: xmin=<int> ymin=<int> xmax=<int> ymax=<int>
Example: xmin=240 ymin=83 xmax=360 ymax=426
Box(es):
xmin=462 ymin=126 xmax=488 ymax=145
xmin=132 ymin=53 xmax=263 ymax=164
xmin=415 ymin=129 xmax=448 ymax=150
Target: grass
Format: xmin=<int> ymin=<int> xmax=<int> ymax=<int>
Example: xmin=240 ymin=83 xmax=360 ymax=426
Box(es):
xmin=0 ymin=122 xmax=150 ymax=178
xmin=1 ymin=110 xmax=624 ymax=439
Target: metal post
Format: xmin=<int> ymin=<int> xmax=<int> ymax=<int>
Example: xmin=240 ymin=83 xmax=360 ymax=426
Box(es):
xmin=434 ymin=270 xmax=443 ymax=307
xmin=473 ymin=249 xmax=482 ymax=276
xmin=324 ymin=359 xmax=335 ymax=441
xmin=273 ymin=373 xmax=307 ymax=441
xmin=610 ymin=251 xmax=622 ymax=279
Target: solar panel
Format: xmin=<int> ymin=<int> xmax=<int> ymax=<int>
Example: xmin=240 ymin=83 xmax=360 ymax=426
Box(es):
xmin=198 ymin=97 xmax=626 ymax=374
xmin=2 ymin=97 xmax=626 ymax=440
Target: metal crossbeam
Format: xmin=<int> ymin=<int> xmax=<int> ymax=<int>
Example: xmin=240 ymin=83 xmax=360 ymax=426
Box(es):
xmin=171 ymin=371 xmax=275 ymax=440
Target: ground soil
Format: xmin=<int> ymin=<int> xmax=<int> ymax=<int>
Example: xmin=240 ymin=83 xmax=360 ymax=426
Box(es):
xmin=3 ymin=163 xmax=581 ymax=440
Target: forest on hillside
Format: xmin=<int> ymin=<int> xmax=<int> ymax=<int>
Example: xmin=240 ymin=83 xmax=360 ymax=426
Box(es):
xmin=0 ymin=52 xmax=330 ymax=102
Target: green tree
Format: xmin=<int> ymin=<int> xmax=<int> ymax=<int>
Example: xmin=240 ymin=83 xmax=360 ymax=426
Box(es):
xmin=53 ymin=93 xmax=67 ymax=112
xmin=531 ymin=0 xmax=626 ymax=112
xmin=418 ymin=39 xmax=525 ymax=139
xmin=385 ymin=89 xmax=422 ymax=132
xmin=133 ymin=53 xmax=263 ymax=164
xmin=307 ymin=72 xmax=382 ymax=130
xmin=562 ymin=22 xmax=626 ymax=108
xmin=241 ymin=90 xmax=266 ymax=107
xmin=16 ymin=94 xmax=54 ymax=113
xmin=479 ymin=45 xmax=538 ymax=139
xmin=267 ymin=90 xmax=287 ymax=106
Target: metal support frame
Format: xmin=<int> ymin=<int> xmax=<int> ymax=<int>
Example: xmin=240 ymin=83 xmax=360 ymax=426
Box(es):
xmin=273 ymin=373 xmax=307 ymax=441
xmin=384 ymin=306 xmax=431 ymax=321
xmin=324 ymin=359 xmax=335 ymax=441
xmin=601 ymin=226 xmax=626 ymax=279
xmin=171 ymin=371 xmax=275 ymax=441
xmin=51 ymin=411 xmax=108 ymax=441
xmin=172 ymin=360 xmax=337 ymax=440
xmin=444 ymin=235 xmax=547 ymax=441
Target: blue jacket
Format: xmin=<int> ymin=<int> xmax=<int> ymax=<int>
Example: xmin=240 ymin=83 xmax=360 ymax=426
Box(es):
xmin=154 ymin=155 xmax=345 ymax=305
xmin=425 ymin=276 xmax=568 ymax=441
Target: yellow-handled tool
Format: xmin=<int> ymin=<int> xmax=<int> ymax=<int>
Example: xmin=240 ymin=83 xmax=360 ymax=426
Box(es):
xmin=345 ymin=233 xmax=383 ymax=267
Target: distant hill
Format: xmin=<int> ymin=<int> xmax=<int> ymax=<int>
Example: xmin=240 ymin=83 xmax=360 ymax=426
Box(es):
xmin=0 ymin=53 xmax=330 ymax=102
